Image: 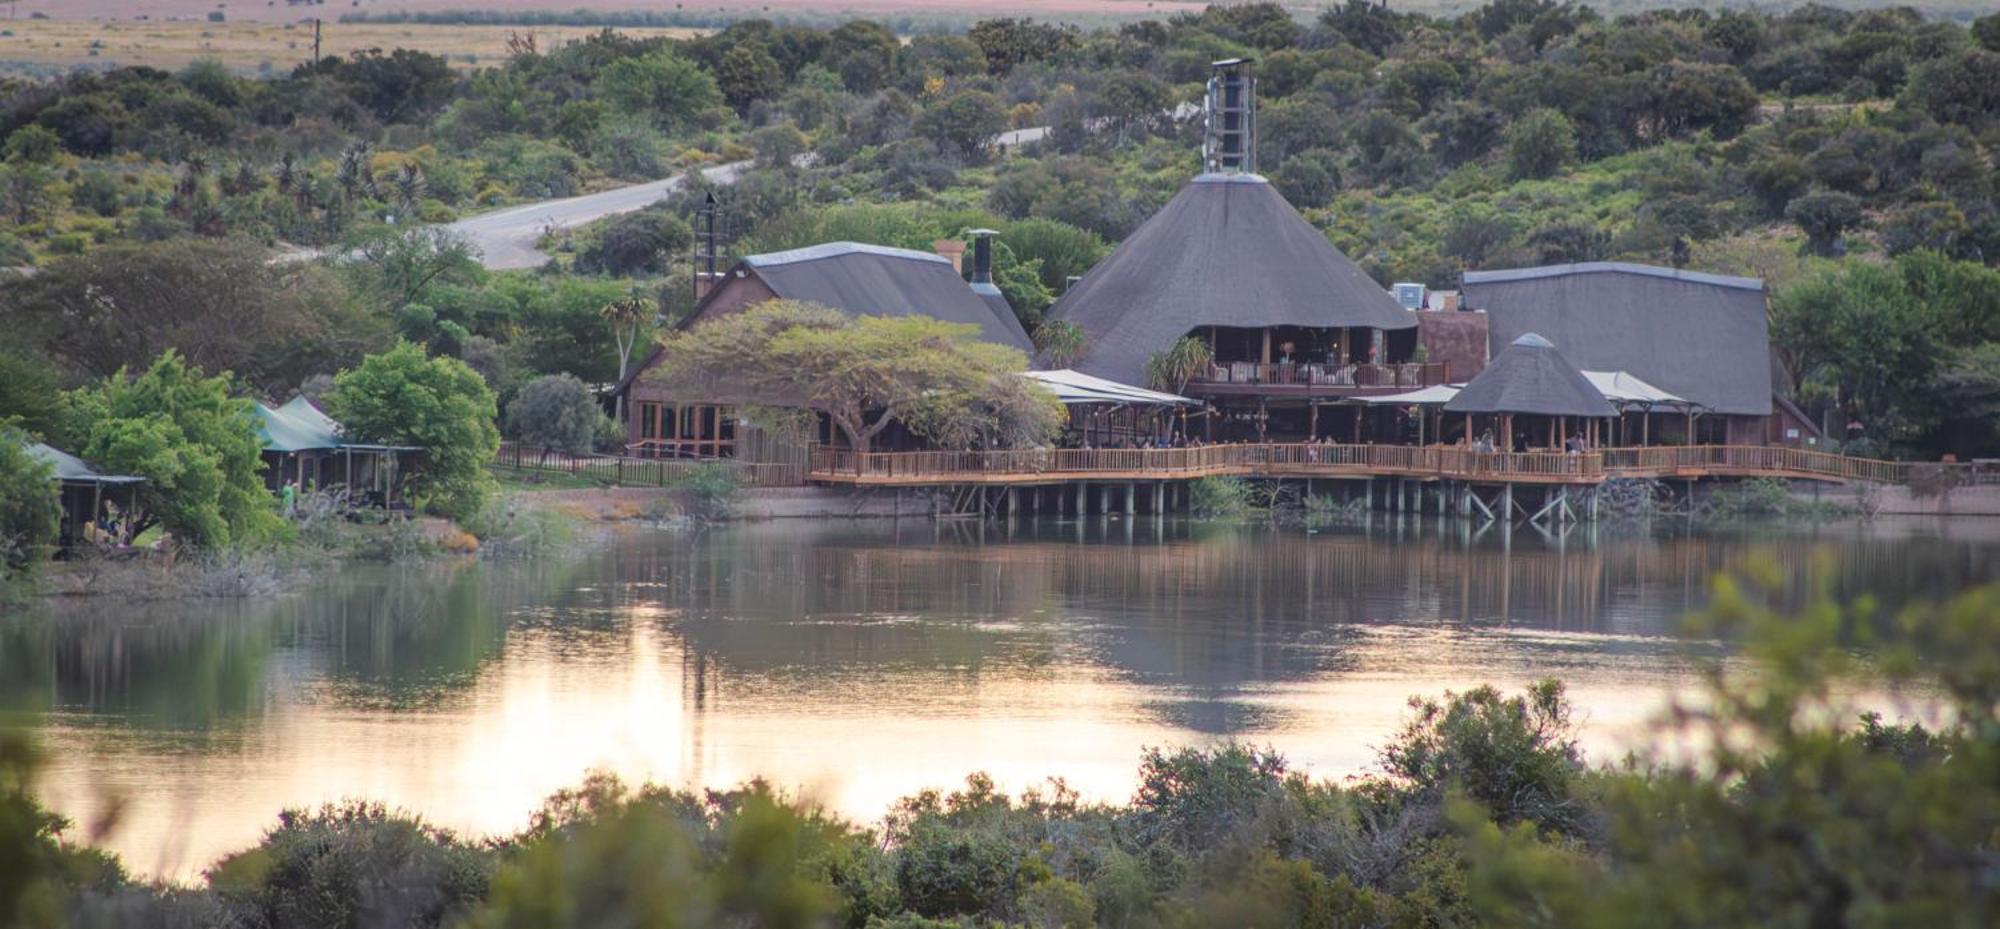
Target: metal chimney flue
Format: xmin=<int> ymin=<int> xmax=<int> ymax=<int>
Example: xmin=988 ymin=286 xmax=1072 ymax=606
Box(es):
xmin=966 ymin=228 xmax=998 ymax=284
xmin=1204 ymin=58 xmax=1256 ymax=175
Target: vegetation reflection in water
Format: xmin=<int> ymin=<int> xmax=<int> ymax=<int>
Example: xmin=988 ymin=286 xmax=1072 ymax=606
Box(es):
xmin=3 ymin=517 xmax=1993 ymax=879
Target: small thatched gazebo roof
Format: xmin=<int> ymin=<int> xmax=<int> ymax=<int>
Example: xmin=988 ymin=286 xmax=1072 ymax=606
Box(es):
xmin=1445 ymin=333 xmax=1615 ymax=418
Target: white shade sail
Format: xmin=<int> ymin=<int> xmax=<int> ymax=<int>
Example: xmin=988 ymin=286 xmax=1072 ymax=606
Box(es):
xmin=1354 ymin=384 xmax=1464 ymax=405
xmin=1581 ymin=370 xmax=1692 ymax=408
xmin=1020 ymin=369 xmax=1197 ymax=406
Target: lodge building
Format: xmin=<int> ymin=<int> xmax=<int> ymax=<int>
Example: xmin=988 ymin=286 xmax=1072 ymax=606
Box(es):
xmin=614 ymin=58 xmax=1820 ymax=462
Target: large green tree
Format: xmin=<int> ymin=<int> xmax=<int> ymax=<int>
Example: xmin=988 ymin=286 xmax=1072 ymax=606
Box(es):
xmin=56 ymin=352 xmax=279 ymax=551
xmin=0 ymin=431 xmax=59 ymax=579
xmin=2 ymin=239 xmax=386 ymax=396
xmin=325 ymin=343 xmax=500 ymax=522
xmin=1773 ymin=251 xmax=2000 ymax=456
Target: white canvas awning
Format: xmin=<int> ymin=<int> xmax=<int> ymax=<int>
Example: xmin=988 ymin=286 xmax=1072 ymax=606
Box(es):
xmin=1020 ymin=369 xmax=1197 ymax=406
xmin=1353 ymin=384 xmax=1464 ymax=405
xmin=1581 ymin=371 xmax=1691 ymax=409
xmin=1352 ymin=373 xmax=1690 ymax=411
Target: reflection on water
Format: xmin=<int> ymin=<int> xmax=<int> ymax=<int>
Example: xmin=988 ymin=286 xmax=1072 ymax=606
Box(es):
xmin=3 ymin=516 xmax=1992 ymax=880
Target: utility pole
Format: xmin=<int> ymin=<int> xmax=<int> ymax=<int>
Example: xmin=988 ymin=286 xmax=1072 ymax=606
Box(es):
xmin=312 ymin=18 xmax=323 ymax=64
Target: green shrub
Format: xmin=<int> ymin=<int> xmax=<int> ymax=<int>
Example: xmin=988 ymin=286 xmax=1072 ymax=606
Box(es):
xmin=208 ymin=802 xmax=490 ymax=929
xmin=0 ymin=432 xmax=60 ymax=581
xmin=505 ymin=373 xmax=599 ymax=455
xmin=1189 ymin=476 xmax=1254 ymax=518
xmin=671 ymin=462 xmax=742 ymax=521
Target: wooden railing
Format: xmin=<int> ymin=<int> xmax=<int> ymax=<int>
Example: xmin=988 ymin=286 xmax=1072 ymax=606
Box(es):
xmin=1599 ymin=445 xmax=1909 ymax=484
xmin=808 ymin=443 xmax=1607 ymax=483
xmin=496 ymin=442 xmax=804 ymax=487
xmin=1191 ymin=362 xmax=1450 ymax=390
xmin=502 ymin=441 xmax=1924 ymax=490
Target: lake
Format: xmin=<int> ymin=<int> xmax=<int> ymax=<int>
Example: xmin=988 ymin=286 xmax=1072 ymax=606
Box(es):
xmin=3 ymin=515 xmax=1993 ymax=880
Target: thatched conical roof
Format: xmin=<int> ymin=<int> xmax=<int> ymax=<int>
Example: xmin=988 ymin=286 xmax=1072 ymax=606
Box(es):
xmin=1045 ymin=173 xmax=1414 ymax=386
xmin=1445 ymin=333 xmax=1616 ymax=417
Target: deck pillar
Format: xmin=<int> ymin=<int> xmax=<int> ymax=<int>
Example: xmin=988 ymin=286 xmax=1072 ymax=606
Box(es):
xmin=1501 ymin=483 xmax=1514 ymax=522
xmin=1075 ymin=481 xmax=1087 ymax=516
xmin=1153 ymin=481 xmax=1164 ymax=514
xmin=1364 ymin=479 xmax=1374 ymax=512
xmin=1006 ymin=487 xmax=1018 ymax=520
xmin=1096 ymin=484 xmax=1107 ymax=515
xmin=1124 ymin=482 xmax=1136 ymax=516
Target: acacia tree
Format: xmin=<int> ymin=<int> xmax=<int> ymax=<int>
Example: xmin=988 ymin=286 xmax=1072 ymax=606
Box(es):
xmin=647 ymin=301 xmax=1062 ymax=454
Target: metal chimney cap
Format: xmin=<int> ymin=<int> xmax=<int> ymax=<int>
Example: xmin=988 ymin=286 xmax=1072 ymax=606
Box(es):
xmin=965 ymin=228 xmax=1000 ymax=237
xmin=1211 ymin=57 xmax=1254 ymax=68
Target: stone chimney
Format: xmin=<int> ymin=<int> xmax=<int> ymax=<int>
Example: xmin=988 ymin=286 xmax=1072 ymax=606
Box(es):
xmin=933 ymin=239 xmax=967 ymax=274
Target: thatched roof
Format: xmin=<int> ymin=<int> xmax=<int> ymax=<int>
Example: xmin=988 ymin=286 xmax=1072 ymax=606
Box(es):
xmin=1445 ymin=334 xmax=1616 ymax=417
xmin=1046 ymin=173 xmax=1415 ymax=385
xmin=734 ymin=242 xmax=1032 ymax=351
xmin=1462 ymin=262 xmax=1771 ymax=416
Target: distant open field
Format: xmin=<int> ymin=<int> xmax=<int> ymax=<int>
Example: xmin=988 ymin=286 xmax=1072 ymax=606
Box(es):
xmin=0 ymin=20 xmax=706 ymax=75
xmin=0 ymin=0 xmax=1211 ymax=28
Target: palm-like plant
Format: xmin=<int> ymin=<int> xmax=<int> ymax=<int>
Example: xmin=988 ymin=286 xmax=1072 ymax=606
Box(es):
xmin=176 ymin=153 xmax=209 ymax=197
xmin=1144 ymin=335 xmax=1214 ymax=394
xmin=334 ymin=144 xmax=371 ymax=206
xmin=392 ymin=162 xmax=427 ymax=215
xmin=274 ymin=152 xmax=300 ymax=196
xmin=600 ymin=294 xmax=653 ymax=422
xmin=1032 ymin=320 xmax=1090 ymax=369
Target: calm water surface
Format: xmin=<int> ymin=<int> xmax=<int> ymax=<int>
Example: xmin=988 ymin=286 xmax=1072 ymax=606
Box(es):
xmin=3 ymin=516 xmax=1994 ymax=879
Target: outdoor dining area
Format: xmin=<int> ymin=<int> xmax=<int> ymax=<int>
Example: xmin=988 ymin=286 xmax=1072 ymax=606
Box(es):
xmin=1343 ymin=333 xmax=1706 ymax=453
xmin=25 ymin=441 xmax=146 ymax=551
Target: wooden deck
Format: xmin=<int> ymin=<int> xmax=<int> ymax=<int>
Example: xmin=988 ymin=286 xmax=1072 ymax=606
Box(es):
xmin=495 ymin=442 xmax=1936 ymax=491
xmin=807 ymin=443 xmax=1916 ymax=487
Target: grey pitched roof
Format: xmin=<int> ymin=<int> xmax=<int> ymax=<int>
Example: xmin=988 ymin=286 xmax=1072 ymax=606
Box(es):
xmin=970 ymin=281 xmax=1016 ymax=337
xmin=1046 ymin=173 xmax=1416 ymax=385
xmin=24 ymin=442 xmax=145 ymax=484
xmin=1462 ymin=262 xmax=1772 ymax=416
xmin=732 ymin=242 xmax=1032 ymax=351
xmin=1445 ymin=333 xmax=1617 ymax=418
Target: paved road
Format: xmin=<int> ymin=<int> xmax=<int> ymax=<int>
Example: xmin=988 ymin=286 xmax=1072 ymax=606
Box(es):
xmin=446 ymin=121 xmax=1071 ymax=270
xmin=449 ymin=161 xmax=749 ymax=270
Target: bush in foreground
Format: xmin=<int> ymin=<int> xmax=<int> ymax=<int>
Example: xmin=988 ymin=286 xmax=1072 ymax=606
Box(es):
xmin=3 ymin=576 xmax=1992 ymax=927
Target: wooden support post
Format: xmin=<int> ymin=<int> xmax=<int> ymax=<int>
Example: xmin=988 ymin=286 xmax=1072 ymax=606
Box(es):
xmin=1096 ymin=484 xmax=1107 ymax=515
xmin=1153 ymin=481 xmax=1164 ymax=514
xmin=1006 ymin=487 xmax=1018 ymax=520
xmin=1124 ymin=482 xmax=1135 ymax=516
xmin=1501 ymin=483 xmax=1513 ymax=522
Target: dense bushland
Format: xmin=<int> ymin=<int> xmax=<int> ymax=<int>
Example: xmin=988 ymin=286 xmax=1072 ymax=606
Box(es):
xmin=3 ymin=3 xmax=1999 ymax=457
